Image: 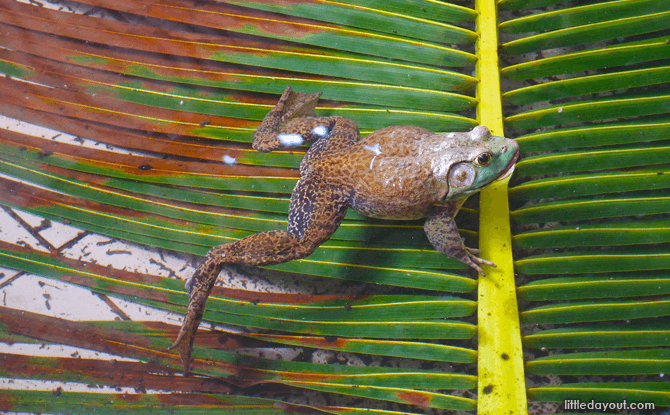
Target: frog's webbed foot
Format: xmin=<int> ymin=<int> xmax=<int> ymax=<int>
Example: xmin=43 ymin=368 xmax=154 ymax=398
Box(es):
xmin=169 ymin=316 xmax=196 ymax=374
xmin=462 ymin=246 xmax=497 ymax=276
xmin=253 ymin=85 xmax=331 ymax=152
xmin=424 ymin=206 xmax=497 ymax=277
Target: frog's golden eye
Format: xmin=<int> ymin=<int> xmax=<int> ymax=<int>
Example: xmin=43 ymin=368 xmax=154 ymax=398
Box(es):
xmin=475 ymin=153 xmax=492 ymax=166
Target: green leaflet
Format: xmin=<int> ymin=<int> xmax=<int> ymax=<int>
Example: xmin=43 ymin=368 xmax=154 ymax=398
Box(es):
xmin=521 ymin=297 xmax=670 ymax=324
xmin=518 ymin=273 xmax=670 ymax=301
xmin=503 ymin=66 xmax=670 ymax=106
xmin=515 ymin=144 xmax=670 ymax=176
xmin=267 ymin=258 xmax=474 ymax=291
xmin=526 ymin=349 xmax=670 ymax=375
xmin=101 ymin=178 xmax=294 ymax=214
xmin=506 ymin=92 xmax=670 ymax=130
xmin=513 ymin=119 xmax=670 ymax=152
xmin=511 ymin=193 xmax=670 ymax=224
xmin=515 ymin=249 xmax=670 ymax=275
xmin=509 ymin=167 xmax=670 ymax=201
xmin=499 ymin=0 xmax=576 ymax=11
xmin=200 ymin=312 xmax=477 ymax=340
xmin=208 ymin=49 xmax=474 ymax=93
xmin=501 ymin=38 xmax=670 ymax=80
xmin=513 ymin=218 xmax=670 ymax=249
xmin=332 ymin=0 xmax=476 ymax=22
xmin=523 ymin=324 xmax=670 ymax=349
xmin=501 ymin=11 xmax=670 ymax=55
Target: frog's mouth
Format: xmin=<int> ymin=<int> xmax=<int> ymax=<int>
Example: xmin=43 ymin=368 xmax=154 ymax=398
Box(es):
xmin=495 ymin=150 xmax=519 ymax=182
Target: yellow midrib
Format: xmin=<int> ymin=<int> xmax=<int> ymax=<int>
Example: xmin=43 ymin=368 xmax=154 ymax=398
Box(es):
xmin=475 ymin=1 xmax=528 ymax=414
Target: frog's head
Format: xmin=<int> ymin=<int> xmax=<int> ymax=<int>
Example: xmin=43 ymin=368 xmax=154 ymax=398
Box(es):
xmin=434 ymin=126 xmax=519 ymax=200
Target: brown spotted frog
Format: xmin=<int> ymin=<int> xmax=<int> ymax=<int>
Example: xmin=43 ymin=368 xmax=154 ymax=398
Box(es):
xmin=170 ymin=86 xmax=519 ymax=373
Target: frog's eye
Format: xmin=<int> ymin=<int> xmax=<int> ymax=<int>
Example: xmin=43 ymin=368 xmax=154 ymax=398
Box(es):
xmin=449 ymin=163 xmax=476 ymax=188
xmin=475 ymin=152 xmax=492 ymax=166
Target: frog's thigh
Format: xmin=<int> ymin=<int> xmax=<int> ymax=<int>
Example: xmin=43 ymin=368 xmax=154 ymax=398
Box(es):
xmin=287 ymin=175 xmax=349 ymax=256
xmin=300 ymin=116 xmax=359 ymax=171
xmin=423 ymin=206 xmax=467 ymax=260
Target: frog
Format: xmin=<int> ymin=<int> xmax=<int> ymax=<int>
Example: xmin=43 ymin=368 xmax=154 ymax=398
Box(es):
xmin=170 ymin=86 xmax=519 ymax=374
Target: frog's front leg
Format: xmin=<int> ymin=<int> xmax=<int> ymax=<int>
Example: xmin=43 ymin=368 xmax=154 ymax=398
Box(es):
xmin=170 ymin=175 xmax=350 ymax=374
xmin=424 ymin=206 xmax=496 ymax=276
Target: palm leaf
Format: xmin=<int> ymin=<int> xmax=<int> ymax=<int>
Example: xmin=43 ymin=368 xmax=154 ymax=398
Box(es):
xmin=2 ymin=0 xmax=670 ymax=414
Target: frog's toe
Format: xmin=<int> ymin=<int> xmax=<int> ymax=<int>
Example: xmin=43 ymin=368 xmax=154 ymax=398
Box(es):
xmin=465 ymin=251 xmax=496 ymax=276
xmin=464 ymin=246 xmax=481 ymax=255
xmin=169 ymin=328 xmax=195 ymax=375
xmin=473 ymin=256 xmax=497 ymax=268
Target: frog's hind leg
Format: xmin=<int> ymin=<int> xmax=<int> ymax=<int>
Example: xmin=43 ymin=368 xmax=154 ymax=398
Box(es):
xmin=253 ymin=85 xmax=324 ymax=152
xmin=253 ymin=86 xmax=359 ymax=160
xmin=169 ymin=230 xmax=303 ymax=374
xmin=170 ymin=175 xmax=350 ymax=374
